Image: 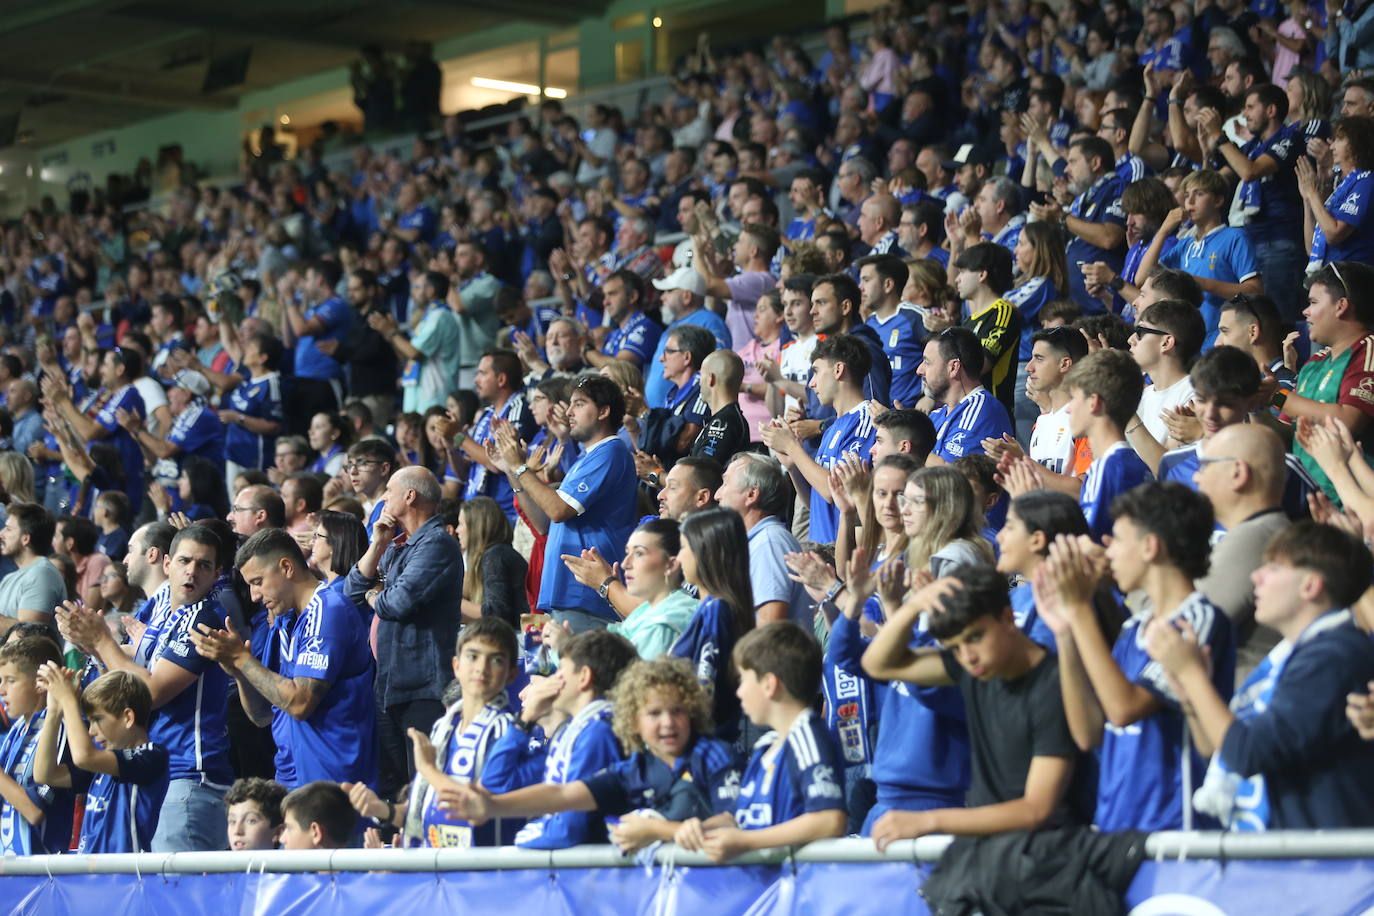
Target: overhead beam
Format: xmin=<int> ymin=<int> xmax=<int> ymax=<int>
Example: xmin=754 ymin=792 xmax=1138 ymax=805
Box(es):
xmin=112 ymin=8 xmax=384 ymax=51
xmin=0 ymin=0 xmax=134 ymax=34
xmin=0 ymin=71 xmax=236 ymax=111
xmin=406 ymin=0 xmax=597 ymax=25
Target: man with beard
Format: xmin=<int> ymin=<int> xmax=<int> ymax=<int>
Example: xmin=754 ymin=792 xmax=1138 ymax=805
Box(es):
xmin=489 ymin=376 xmax=637 ymax=634
xmin=460 ymin=349 xmax=538 ymax=523
xmin=1030 ymin=137 xmax=1127 ymax=315
xmin=918 ymin=326 xmax=1014 ymax=465
xmin=583 ymin=270 xmax=660 ymax=372
xmin=1080 ymin=178 xmax=1177 ymax=321
xmin=333 ymin=269 xmax=398 ymax=428
xmin=519 ymin=316 xmax=589 ymax=386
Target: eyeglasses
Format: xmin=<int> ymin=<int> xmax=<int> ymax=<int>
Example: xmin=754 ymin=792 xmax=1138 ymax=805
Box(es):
xmin=662 ymin=347 xmax=685 ymax=355
xmin=896 ymin=493 xmax=928 ymax=507
xmin=312 ymin=531 xmax=328 ymax=541
xmin=1132 ymin=325 xmax=1169 ymax=338
xmin=342 ymin=460 xmax=380 ymax=473
xmin=230 ymin=505 xmax=255 ymax=513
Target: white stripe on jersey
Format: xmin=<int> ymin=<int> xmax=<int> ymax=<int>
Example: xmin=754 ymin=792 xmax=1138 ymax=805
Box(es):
xmin=958 ymin=391 xmax=986 ymax=430
xmin=787 ymin=712 xmax=820 ymax=768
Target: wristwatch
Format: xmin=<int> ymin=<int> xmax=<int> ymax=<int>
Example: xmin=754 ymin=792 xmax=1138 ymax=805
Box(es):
xmin=1270 ymin=389 xmax=1289 ymax=412
xmin=598 ymin=574 xmax=617 ymax=600
xmin=514 ymin=463 xmax=531 ymax=478
xmin=823 ymin=579 xmax=846 ymax=603
xmin=1109 ymin=275 xmax=1126 ymax=292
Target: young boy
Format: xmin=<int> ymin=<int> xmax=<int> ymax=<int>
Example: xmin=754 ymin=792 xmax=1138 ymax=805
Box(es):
xmin=32 ymin=666 xmax=169 ymax=853
xmin=226 ymin=777 xmax=287 ymax=851
xmin=0 ymin=636 xmax=75 ymax=855
xmin=1063 ymin=349 xmax=1152 ymax=541
xmin=93 ymin=492 xmax=132 ymax=562
xmin=860 ymin=566 xmax=1093 ymax=849
xmin=279 ymin=781 xmax=357 ymax=850
xmin=675 ymin=622 xmax=847 ymax=862
xmin=472 ymin=629 xmax=638 ymax=849
xmin=1147 ymin=522 xmax=1374 ymax=830
xmin=1125 ymin=299 xmax=1205 ymax=469
xmin=345 ymin=618 xmax=521 ymax=848
xmin=434 ymin=657 xmax=740 ymax=855
xmin=1040 ymin=482 xmax=1235 ymax=831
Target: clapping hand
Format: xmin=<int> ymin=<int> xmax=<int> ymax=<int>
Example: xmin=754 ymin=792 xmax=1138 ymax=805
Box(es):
xmin=785 ymin=550 xmax=840 ymax=602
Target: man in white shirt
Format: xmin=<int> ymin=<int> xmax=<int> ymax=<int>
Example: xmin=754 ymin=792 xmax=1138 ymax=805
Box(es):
xmin=757 ymin=275 xmax=819 ymax=417
xmin=1126 ymin=298 xmax=1205 ymax=473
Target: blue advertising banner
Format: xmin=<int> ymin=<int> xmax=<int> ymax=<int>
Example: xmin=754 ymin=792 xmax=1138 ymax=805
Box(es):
xmin=3 ymin=857 xmax=1373 ymax=914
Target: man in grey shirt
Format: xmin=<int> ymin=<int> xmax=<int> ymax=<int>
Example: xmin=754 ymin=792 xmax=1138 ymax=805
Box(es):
xmin=716 ymin=451 xmax=811 ymax=626
xmin=0 ymin=502 xmax=66 ymax=636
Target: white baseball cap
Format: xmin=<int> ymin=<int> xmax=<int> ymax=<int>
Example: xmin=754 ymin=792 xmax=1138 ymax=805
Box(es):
xmin=652 ymin=266 xmax=707 ymax=298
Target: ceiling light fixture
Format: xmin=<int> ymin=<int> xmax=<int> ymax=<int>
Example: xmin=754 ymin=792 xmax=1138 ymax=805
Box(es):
xmin=470 ymin=77 xmax=567 ymax=99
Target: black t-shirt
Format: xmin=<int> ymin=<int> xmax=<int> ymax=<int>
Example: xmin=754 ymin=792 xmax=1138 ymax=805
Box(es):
xmin=690 ymin=402 xmax=749 ymax=466
xmin=942 ymin=648 xmax=1094 ymax=828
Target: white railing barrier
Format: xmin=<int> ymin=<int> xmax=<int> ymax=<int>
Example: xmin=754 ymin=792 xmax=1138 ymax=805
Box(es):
xmin=3 ymin=832 xmax=1374 ymax=877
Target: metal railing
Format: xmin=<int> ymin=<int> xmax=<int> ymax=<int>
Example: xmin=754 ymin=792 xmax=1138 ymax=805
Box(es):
xmin=2 ymin=832 xmax=1373 ymax=876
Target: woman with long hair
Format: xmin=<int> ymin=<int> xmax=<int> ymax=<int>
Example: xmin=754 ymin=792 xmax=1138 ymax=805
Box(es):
xmin=671 ymin=506 xmax=755 ymax=741
xmin=902 ymin=466 xmax=994 ymax=577
xmin=307 ymin=411 xmax=351 ymax=476
xmin=1001 ymin=489 xmax=1125 ymax=649
xmin=174 ymin=455 xmax=231 ymax=521
xmin=309 ymin=509 xmax=368 ymax=589
xmin=1285 ymin=67 xmax=1332 ymax=144
xmin=1008 ymin=220 xmax=1071 ymax=441
xmin=458 ymin=496 xmax=529 ymax=629
xmin=560 ymin=518 xmax=697 ymax=659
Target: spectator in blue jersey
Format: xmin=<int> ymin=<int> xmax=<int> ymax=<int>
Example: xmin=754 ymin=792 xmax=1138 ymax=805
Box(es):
xmin=1082 ymin=178 xmax=1180 ymax=321
xmin=220 ymin=332 xmax=286 ymax=486
xmin=1039 ymin=482 xmax=1234 ymax=832
xmin=32 ymin=667 xmax=168 ymax=853
xmin=899 ymin=199 xmax=949 ymax=266
xmin=715 ymin=452 xmax=811 ymax=626
xmin=278 ymin=782 xmax=356 ymax=850
xmin=346 ymin=618 xmax=521 ymax=848
xmin=1191 ymin=424 xmax=1293 ymax=682
xmin=1139 ymin=170 xmax=1261 ymax=347
xmin=762 ymin=335 xmax=876 ymax=546
xmin=1028 ymin=136 xmax=1127 ymax=315
xmin=583 ymin=270 xmax=661 ymax=373
xmin=1062 ymin=349 xmax=1152 ymax=541
xmin=437 ymin=656 xmax=741 ymax=854
xmin=785 ymin=169 xmax=831 ymax=242
xmin=344 ymin=439 xmax=396 ymax=538
xmin=224 ymin=777 xmax=286 ymax=851
xmin=919 ymin=327 xmax=1014 ymax=466
xmin=0 ymin=636 xmax=75 ymax=856
xmin=808 ymin=271 xmax=892 ymax=406
xmin=282 ymin=260 xmax=350 ymax=428
xmin=46 ymin=346 xmax=148 ymax=515
xmin=670 ymin=506 xmax=755 ymax=743
xmin=857 ymin=193 xmax=907 ymax=258
xmin=345 ymin=467 xmax=462 ymax=796
xmin=1158 ymin=346 xmax=1315 ymax=522
xmin=970 ymin=177 xmax=1027 ymax=256
xmin=862 ymin=566 xmax=1093 ymax=849
xmin=119 ymin=369 xmax=225 ymax=479
xmin=859 ymin=254 xmax=925 ymax=408
xmin=1205 ymin=84 xmax=1306 ymax=322
xmin=458 ymin=349 xmax=537 ymax=523
xmin=191 ymin=529 xmax=376 ymax=790
xmin=482 ymin=629 xmax=638 ymax=849
xmin=675 ymin=622 xmax=847 ymax=862
xmin=492 ymin=375 xmax=638 ymax=634
xmin=644 ymin=267 xmax=731 ymax=410
xmin=1147 ymin=522 xmax=1374 ymax=830
xmin=1096 ymin=108 xmax=1150 ymax=187
xmin=1298 ymin=116 xmax=1374 ymax=269
xmin=57 ymin=525 xmax=234 ymax=852
xmin=633 ymin=325 xmax=713 ymax=477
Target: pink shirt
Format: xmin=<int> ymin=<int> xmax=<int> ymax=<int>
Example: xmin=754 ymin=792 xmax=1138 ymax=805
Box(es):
xmin=1272 ymin=18 xmax=1307 ymax=87
xmin=738 ymin=336 xmax=784 ymax=442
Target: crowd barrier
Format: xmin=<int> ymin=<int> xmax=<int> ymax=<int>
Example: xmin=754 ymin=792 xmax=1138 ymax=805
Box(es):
xmin=2 ymin=833 xmax=1373 ymax=914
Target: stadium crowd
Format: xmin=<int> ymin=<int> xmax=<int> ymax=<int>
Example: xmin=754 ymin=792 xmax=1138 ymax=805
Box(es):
xmin=0 ymin=0 xmax=1371 ymax=898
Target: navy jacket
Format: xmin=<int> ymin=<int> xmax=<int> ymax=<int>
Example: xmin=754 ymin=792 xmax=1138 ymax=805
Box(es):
xmin=346 ymin=515 xmax=464 ymax=707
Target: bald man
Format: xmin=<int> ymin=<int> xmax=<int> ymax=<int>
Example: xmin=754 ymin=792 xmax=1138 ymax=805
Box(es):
xmin=345 ymin=464 xmax=463 ymax=795
xmin=857 ymin=193 xmax=907 ymax=257
xmin=691 ymin=349 xmax=749 ymax=465
xmin=1194 ymin=424 xmax=1291 ymax=682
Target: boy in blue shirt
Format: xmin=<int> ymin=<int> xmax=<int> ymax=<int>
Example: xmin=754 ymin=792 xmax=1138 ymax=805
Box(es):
xmin=1063 ymin=349 xmax=1152 ymax=541
xmin=1038 ymin=482 xmax=1235 ymax=831
xmin=1147 ymin=522 xmax=1374 ymax=830
xmin=33 ymin=667 xmax=168 ymax=853
xmin=0 ymin=636 xmax=75 ymax=855
xmin=434 ymin=657 xmax=740 ymax=855
xmin=861 ymin=566 xmax=1093 ymax=849
xmin=675 ymin=622 xmax=847 ymax=862
xmin=761 ymin=334 xmax=876 ymax=546
xmin=476 ymin=630 xmax=638 ymax=849
xmin=346 ymin=618 xmax=521 ymax=848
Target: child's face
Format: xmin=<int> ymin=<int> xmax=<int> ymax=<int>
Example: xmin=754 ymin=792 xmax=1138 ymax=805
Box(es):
xmin=637 ymin=688 xmax=692 ymax=762
xmin=87 ymin=705 xmax=137 ymax=750
xmin=0 ymin=663 xmax=42 ymax=719
xmin=278 ymin=812 xmax=317 ymax=851
xmin=1106 ymin=517 xmax=1149 ymax=593
xmin=453 ymin=637 xmax=513 ymax=703
xmin=1066 ymin=386 xmax=1092 ymax=437
xmin=995 ymin=509 xmax=1038 ymax=577
xmin=941 ymin=612 xmax=1018 ymax=680
xmin=554 ymin=658 xmax=584 ymax=715
xmin=227 ymin=800 xmax=281 ymax=851
xmin=735 ymin=668 xmax=769 ymax=726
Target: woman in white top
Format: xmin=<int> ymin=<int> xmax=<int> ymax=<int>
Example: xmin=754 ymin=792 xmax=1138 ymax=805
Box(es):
xmin=901 ymin=466 xmax=995 ymax=578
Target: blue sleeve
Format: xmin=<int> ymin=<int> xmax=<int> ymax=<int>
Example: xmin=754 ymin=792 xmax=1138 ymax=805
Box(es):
xmin=286 ymin=608 xmax=349 ymax=685
xmin=1229 ymin=232 xmax=1258 ymax=280
xmin=1219 ymin=635 xmax=1371 ymax=778
xmin=1100 ymin=185 xmax=1126 ymax=226
xmin=581 ymin=758 xmax=636 ymax=816
xmin=796 ymin=729 xmax=847 ymax=815
xmin=1161 ymin=242 xmax=1181 ymax=269
xmin=557 ymin=442 xmax=627 ymax=513
xmin=480 ymin=725 xmax=548 ymax=792
xmin=522 ymin=725 xmax=621 ymax=848
xmin=156 ymin=603 xmax=219 ymax=676
xmin=706 ymin=749 xmax=743 ymax=815
xmin=113 ymin=744 xmax=169 ymax=787
xmin=618 ymin=321 xmax=659 ymax=364
xmin=314 ymin=299 xmax=349 ymax=334
xmin=1333 ymin=176 xmax=1374 ymax=228
xmin=827 ymin=613 xmax=869 ymax=674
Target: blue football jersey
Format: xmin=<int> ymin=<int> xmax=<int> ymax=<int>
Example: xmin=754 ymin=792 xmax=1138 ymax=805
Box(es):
xmin=734 ymin=709 xmax=847 ymax=829
xmin=809 ymin=402 xmax=877 ymax=545
xmin=931 ymin=387 xmax=1014 ymax=463
xmin=671 ymin=597 xmax=743 ymax=742
xmin=866 ymin=307 xmax=926 ymax=407
xmin=224 ymin=372 xmax=284 ymax=469
xmin=77 ymin=743 xmax=169 ymax=853
xmin=0 ymin=711 xmax=76 ymax=855
xmin=1080 ymin=442 xmax=1152 ymax=541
